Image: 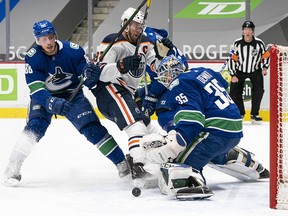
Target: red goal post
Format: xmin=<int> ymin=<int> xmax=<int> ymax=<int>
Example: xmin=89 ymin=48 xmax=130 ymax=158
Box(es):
xmin=270 ymin=44 xmax=288 ymax=209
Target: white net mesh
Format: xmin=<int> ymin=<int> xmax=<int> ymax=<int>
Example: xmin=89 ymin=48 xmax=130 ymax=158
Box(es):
xmin=275 ymin=45 xmax=288 ymax=209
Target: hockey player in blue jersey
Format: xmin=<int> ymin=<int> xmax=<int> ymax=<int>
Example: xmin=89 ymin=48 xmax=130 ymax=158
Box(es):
xmin=140 ymin=55 xmax=269 ymax=199
xmin=2 ymin=20 xmax=130 ymax=186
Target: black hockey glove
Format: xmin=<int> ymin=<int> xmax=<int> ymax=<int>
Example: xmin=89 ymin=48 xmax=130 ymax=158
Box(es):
xmin=161 ymin=38 xmax=174 ymax=50
xmin=83 ymin=62 xmax=102 ymax=89
xmin=126 ymin=154 xmax=147 ymax=179
xmin=142 ymin=93 xmax=158 ymax=117
xmin=117 ymin=55 xmax=141 ymax=74
xmin=46 ymin=96 xmax=72 ymax=116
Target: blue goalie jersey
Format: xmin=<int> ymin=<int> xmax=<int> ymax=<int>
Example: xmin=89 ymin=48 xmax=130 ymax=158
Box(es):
xmin=159 ymin=67 xmax=243 ymax=146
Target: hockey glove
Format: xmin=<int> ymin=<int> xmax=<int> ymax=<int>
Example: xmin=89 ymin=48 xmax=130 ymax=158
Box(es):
xmin=144 ymin=130 xmax=186 ymax=164
xmin=156 ymin=38 xmax=174 ymax=58
xmin=117 ymin=55 xmax=141 ymax=74
xmin=161 ymin=38 xmax=174 ymax=50
xmin=46 ymin=96 xmax=72 ymax=116
xmin=142 ymin=93 xmax=158 ymax=117
xmin=83 ymin=62 xmax=101 ymax=89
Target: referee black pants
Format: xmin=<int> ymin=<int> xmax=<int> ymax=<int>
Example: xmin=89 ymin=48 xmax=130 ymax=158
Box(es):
xmin=229 ymin=69 xmax=264 ymax=116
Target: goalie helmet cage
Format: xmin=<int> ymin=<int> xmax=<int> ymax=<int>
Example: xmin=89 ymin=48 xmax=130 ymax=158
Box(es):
xmin=270 ymin=44 xmax=288 ymax=210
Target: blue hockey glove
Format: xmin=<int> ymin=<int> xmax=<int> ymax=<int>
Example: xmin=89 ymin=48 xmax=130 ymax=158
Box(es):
xmin=83 ymin=62 xmax=101 ymax=89
xmin=46 ymin=97 xmax=72 ymax=116
xmin=142 ymin=94 xmax=158 ymax=117
xmin=161 ymin=38 xmax=174 ymax=50
xmin=117 ymin=55 xmax=141 ymax=74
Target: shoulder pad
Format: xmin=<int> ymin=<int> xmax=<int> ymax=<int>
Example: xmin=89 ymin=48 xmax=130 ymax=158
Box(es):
xmin=102 ymin=33 xmax=119 ymax=43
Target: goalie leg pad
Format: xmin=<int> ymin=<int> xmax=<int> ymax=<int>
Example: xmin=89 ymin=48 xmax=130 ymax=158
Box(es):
xmin=158 ymin=163 xmax=213 ymax=200
xmin=208 ymin=146 xmax=269 ymax=181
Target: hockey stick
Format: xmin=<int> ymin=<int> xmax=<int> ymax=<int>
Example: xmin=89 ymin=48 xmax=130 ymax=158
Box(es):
xmin=135 ymin=0 xmax=152 ymax=55
xmin=134 ymin=0 xmax=152 ymax=95
xmin=219 ymin=46 xmax=238 ymax=73
xmin=68 ymin=0 xmax=149 ymax=102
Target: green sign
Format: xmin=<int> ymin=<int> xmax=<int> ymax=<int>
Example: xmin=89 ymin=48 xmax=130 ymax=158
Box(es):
xmin=0 ymin=69 xmax=18 ymax=100
xmin=175 ymin=0 xmax=263 ymax=19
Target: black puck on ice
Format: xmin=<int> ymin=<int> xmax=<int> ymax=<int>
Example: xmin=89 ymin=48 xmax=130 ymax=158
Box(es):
xmin=132 ymin=187 xmax=141 ymax=197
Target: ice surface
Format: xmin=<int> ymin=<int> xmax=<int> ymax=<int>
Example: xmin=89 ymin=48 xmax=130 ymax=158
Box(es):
xmin=0 ymin=119 xmax=286 ymax=216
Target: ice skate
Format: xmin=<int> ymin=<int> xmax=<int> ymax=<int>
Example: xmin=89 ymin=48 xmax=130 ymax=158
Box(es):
xmin=116 ymin=159 xmax=131 ymax=178
xmin=256 ymin=164 xmax=270 ymax=179
xmin=2 ymin=162 xmax=22 ymax=187
xmin=251 ymin=115 xmax=262 ymax=125
xmin=126 ymin=154 xmax=158 ymax=188
xmin=176 ymin=186 xmax=214 ymax=200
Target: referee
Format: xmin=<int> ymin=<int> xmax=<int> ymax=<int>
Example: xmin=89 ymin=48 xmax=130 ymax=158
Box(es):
xmin=228 ymin=21 xmax=270 ymax=123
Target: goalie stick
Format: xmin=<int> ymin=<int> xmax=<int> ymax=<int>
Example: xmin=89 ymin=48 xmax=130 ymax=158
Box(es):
xmin=68 ymin=0 xmax=149 ymax=102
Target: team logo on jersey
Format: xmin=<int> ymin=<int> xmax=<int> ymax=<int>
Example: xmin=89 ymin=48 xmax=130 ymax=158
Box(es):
xmin=45 ymin=66 xmax=73 ymax=92
xmin=251 ymin=49 xmax=258 ymax=57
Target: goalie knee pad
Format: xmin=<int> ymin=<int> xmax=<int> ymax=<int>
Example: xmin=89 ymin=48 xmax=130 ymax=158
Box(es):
xmin=208 ymin=146 xmax=269 ymax=181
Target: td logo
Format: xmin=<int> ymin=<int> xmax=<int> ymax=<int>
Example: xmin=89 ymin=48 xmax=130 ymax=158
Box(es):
xmin=175 ymin=0 xmax=263 ymax=19
xmin=0 ymin=69 xmax=17 ymax=100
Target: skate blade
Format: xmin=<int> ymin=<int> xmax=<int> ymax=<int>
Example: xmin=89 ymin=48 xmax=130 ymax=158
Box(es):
xmin=2 ymin=178 xmax=21 ymax=187
xmin=175 ymin=186 xmax=214 ymax=200
xmin=176 ymin=192 xmax=214 ymax=200
xmin=251 ymin=120 xmax=262 ymax=125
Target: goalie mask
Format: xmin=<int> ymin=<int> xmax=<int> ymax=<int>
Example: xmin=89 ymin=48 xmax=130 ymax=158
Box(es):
xmin=121 ymin=7 xmax=145 ymax=28
xmin=156 ymin=55 xmax=185 ymax=87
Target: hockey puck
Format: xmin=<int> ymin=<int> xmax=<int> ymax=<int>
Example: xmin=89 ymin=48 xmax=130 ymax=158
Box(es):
xmin=132 ymin=187 xmax=141 ymax=197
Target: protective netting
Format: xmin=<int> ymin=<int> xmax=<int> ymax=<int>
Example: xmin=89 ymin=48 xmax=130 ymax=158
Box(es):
xmin=274 ymin=45 xmax=288 ymax=209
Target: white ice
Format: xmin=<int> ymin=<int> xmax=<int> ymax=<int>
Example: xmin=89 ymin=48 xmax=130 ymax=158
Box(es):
xmin=0 ymin=119 xmax=286 ymax=216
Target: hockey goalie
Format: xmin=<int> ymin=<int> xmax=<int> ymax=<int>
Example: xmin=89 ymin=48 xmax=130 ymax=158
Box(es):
xmin=139 ymin=55 xmax=269 ymax=200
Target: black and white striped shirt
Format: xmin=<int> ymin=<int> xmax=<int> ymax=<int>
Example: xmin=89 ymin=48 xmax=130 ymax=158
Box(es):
xmin=228 ymin=36 xmax=270 ymax=75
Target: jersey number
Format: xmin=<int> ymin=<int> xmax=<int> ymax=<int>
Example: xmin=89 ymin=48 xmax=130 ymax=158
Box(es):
xmin=204 ymin=79 xmax=234 ymax=109
xmin=175 ymin=93 xmax=188 ymax=104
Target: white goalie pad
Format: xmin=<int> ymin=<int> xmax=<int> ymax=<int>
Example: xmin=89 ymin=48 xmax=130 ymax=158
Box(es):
xmin=208 ymin=146 xmax=263 ymax=181
xmin=158 ymin=163 xmax=213 ymax=200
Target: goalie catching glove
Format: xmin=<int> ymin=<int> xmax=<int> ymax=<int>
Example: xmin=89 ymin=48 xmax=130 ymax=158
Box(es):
xmin=141 ymin=130 xmax=186 ymax=164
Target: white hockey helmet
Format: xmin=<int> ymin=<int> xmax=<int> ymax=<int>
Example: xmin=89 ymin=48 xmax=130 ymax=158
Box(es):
xmin=121 ymin=7 xmax=145 ymax=27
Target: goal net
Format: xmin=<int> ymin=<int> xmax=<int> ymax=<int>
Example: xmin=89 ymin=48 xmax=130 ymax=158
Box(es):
xmin=270 ymin=44 xmax=288 ymax=209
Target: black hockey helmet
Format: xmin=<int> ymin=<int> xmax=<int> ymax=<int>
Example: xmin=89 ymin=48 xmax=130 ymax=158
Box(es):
xmin=242 ymin=21 xmax=255 ymax=30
